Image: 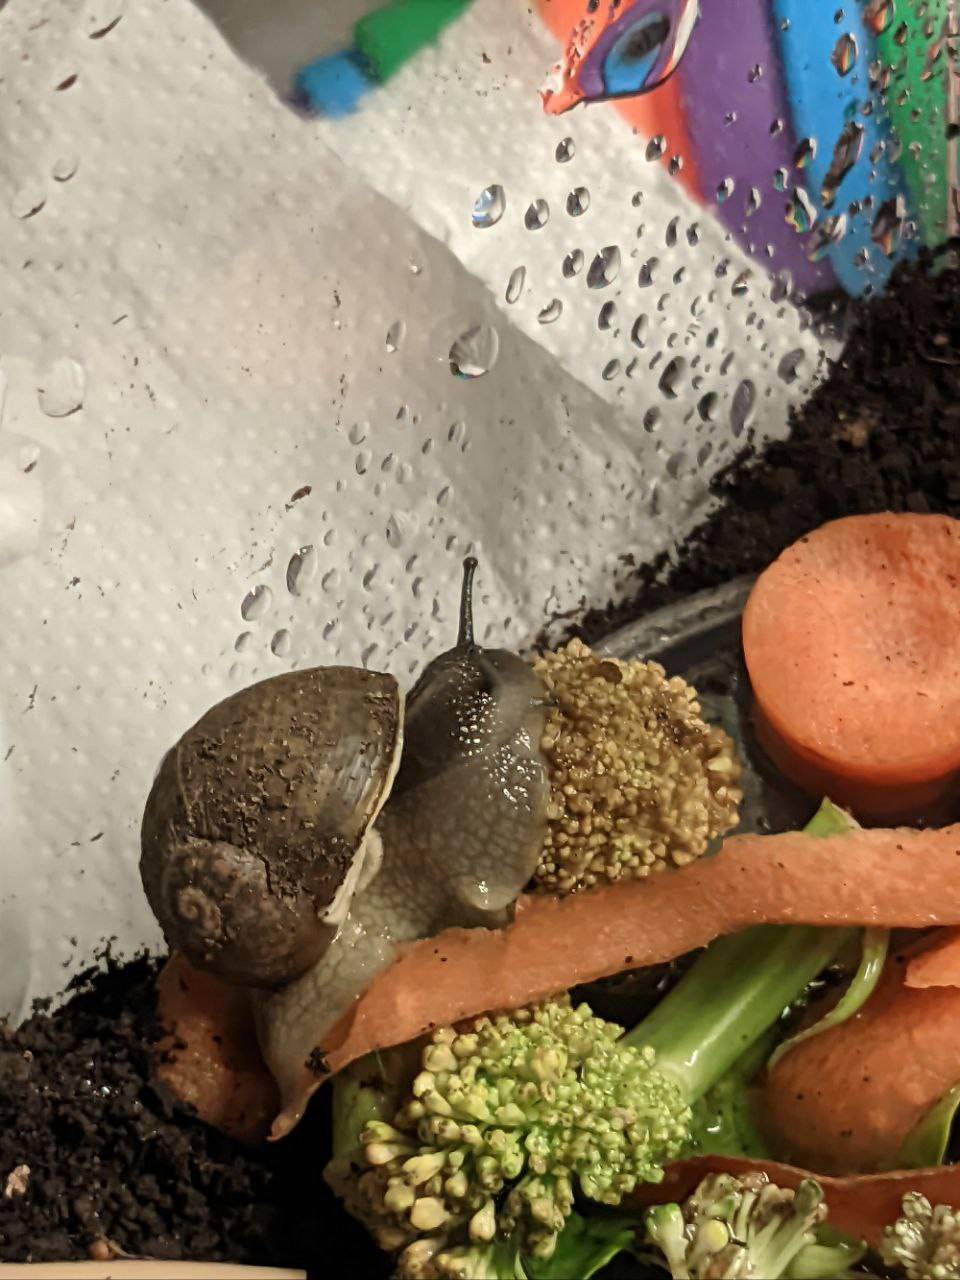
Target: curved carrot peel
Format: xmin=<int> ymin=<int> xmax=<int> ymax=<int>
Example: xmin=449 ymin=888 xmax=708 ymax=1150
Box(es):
xmin=631 ymin=1155 xmax=960 ymax=1247
xmin=764 ymin=955 xmax=960 ymax=1175
xmin=744 ymin=514 xmax=960 ymax=819
xmin=906 ymin=927 xmax=960 ymax=989
xmin=155 ymin=953 xmax=278 ymax=1144
xmin=155 ymin=823 xmax=960 ymax=1139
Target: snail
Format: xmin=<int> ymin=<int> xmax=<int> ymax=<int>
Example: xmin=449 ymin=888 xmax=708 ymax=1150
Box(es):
xmin=140 ymin=560 xmax=552 ymax=989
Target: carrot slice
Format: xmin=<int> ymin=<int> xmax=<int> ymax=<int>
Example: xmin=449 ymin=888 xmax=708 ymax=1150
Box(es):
xmin=906 ymin=927 xmax=960 ymax=989
xmin=632 ymin=1155 xmax=960 ymax=1247
xmin=155 ymin=954 xmax=278 ymax=1143
xmin=155 ymin=823 xmax=960 ymax=1139
xmin=764 ymin=953 xmax=960 ymax=1174
xmin=743 ymin=513 xmax=960 ymax=817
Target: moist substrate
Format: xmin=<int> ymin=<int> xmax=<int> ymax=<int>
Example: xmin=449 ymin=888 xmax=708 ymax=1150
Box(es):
xmin=2 ymin=255 xmax=959 ymax=1273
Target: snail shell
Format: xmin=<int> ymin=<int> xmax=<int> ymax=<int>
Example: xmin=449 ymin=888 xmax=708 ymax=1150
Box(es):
xmin=379 ymin=559 xmax=552 ymax=913
xmin=140 ymin=667 xmax=402 ymax=988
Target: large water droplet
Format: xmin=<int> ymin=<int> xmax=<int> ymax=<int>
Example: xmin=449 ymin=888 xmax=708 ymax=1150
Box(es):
xmin=659 ymin=357 xmax=686 ymax=399
xmin=831 ymin=31 xmax=858 ymax=75
xmin=715 ymin=177 xmax=735 ymax=203
xmin=271 ymin=629 xmax=292 ymax=658
xmin=524 ymin=198 xmax=550 ymax=231
xmin=37 ymin=357 xmax=85 ymax=417
xmin=602 ymin=359 xmax=622 ymax=382
xmin=566 ymin=187 xmax=590 ymax=217
xmin=449 ymin=323 xmax=500 ymax=378
xmin=241 ymin=583 xmax=273 ymax=621
xmin=538 ymin=298 xmax=563 ymax=325
xmin=587 ymin=245 xmax=621 ymax=289
xmin=598 ymin=301 xmax=617 ymax=330
xmin=645 ymin=135 xmax=666 ymax=161
xmin=730 ymin=379 xmax=756 ymax=436
xmin=821 ymin=121 xmax=864 ymax=207
xmin=631 ymin=315 xmax=649 ymax=348
xmin=807 ymin=213 xmax=848 ymax=262
xmin=555 ymin=137 xmax=576 ymax=163
xmin=473 ymin=184 xmax=506 ymax=229
xmin=865 ymin=0 xmax=894 ymax=34
xmin=506 ymin=265 xmax=526 ymax=303
xmin=562 ymin=249 xmax=584 ymax=278
xmin=286 ymin=545 xmax=318 ymax=596
xmin=793 ymin=137 xmax=817 ymax=169
xmin=871 ymin=195 xmax=905 ymax=255
xmin=786 ymin=187 xmax=817 ymax=233
xmin=698 ymin=392 xmax=719 ymax=422
xmin=638 ymin=257 xmax=659 ymax=287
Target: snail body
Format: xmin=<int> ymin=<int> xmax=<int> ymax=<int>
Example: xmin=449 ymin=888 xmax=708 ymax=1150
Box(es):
xmin=140 ymin=561 xmax=551 ymax=987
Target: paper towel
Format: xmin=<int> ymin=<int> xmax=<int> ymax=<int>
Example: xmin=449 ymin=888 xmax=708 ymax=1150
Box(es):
xmin=0 ymin=0 xmax=826 ymax=1015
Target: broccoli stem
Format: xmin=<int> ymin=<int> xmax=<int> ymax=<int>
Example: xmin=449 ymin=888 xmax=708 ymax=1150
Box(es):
xmin=622 ymin=799 xmax=857 ymax=1103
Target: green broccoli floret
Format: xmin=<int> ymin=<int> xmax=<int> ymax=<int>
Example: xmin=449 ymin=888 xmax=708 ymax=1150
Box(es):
xmin=350 ymin=999 xmax=687 ymax=1273
xmin=879 ymin=1193 xmax=960 ymax=1279
xmin=644 ymin=1172 xmax=842 ymax=1279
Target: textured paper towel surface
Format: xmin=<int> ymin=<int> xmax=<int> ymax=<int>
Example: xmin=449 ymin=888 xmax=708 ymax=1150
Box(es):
xmin=0 ymin=0 xmax=822 ymax=1015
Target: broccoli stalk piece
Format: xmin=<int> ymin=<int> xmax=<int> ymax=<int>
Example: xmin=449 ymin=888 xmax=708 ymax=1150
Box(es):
xmin=879 ymin=1193 xmax=960 ymax=1279
xmin=328 ymin=802 xmax=859 ymax=1278
xmin=644 ymin=1172 xmax=866 ymax=1279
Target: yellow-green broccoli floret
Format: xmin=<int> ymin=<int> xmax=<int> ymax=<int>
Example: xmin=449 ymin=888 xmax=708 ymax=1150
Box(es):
xmin=644 ymin=1172 xmax=844 ymax=1279
xmin=879 ymin=1193 xmax=960 ymax=1280
xmin=349 ymin=997 xmax=689 ymax=1277
xmin=532 ymin=640 xmax=742 ymax=894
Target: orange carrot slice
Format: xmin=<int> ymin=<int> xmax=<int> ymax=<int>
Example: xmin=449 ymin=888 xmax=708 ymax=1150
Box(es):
xmin=632 ymin=1155 xmax=960 ymax=1246
xmin=764 ymin=953 xmax=960 ymax=1174
xmin=906 ymin=927 xmax=960 ymax=989
xmin=743 ymin=513 xmax=960 ymax=817
xmin=155 ymin=823 xmax=960 ymax=1138
xmin=155 ymin=954 xmax=278 ymax=1143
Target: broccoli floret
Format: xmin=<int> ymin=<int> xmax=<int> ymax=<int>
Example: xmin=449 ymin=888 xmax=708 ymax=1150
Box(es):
xmin=349 ymin=999 xmax=688 ymax=1272
xmin=532 ymin=641 xmax=742 ymax=894
xmin=879 ymin=1193 xmax=960 ymax=1279
xmin=645 ymin=1173 xmax=834 ymax=1279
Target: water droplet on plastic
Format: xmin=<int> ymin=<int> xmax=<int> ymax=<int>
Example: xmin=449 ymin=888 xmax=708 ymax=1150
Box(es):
xmin=871 ymin=195 xmax=905 ymax=254
xmin=821 ymin=122 xmax=864 ymax=207
xmin=506 ymin=265 xmax=526 ymax=303
xmin=777 ymin=348 xmax=806 ymax=384
xmin=566 ymin=186 xmax=590 ymax=217
xmin=669 ymin=155 xmax=683 ymax=176
xmin=587 ymin=245 xmax=621 ymax=289
xmin=37 ymin=357 xmax=85 ymax=417
xmin=794 ymin=137 xmax=817 ymax=169
xmin=538 ymin=298 xmax=563 ymax=325
xmin=832 ymin=31 xmax=858 ymax=75
xmin=271 ymin=629 xmax=292 ymax=657
xmin=562 ymin=249 xmax=584 ymax=278
xmin=730 ymin=379 xmax=756 ymax=436
xmin=731 ymin=270 xmax=751 ymax=296
xmin=769 ymin=117 xmax=785 ymax=136
xmin=745 ymin=188 xmax=762 ymax=217
xmin=807 ymin=213 xmax=848 ymax=261
xmin=602 ymin=359 xmax=621 ymax=382
xmin=659 ymin=357 xmax=686 ymax=399
xmin=525 ymin=198 xmax=550 ymax=231
xmin=771 ymin=269 xmax=794 ymax=302
xmin=631 ymin=315 xmax=649 ymax=348
xmin=449 ymin=323 xmax=499 ymax=378
xmin=773 ymin=167 xmax=788 ymax=193
xmin=645 ymin=135 xmax=666 ymax=161
xmin=385 ymin=320 xmax=405 ymax=353
xmin=52 ymin=155 xmax=78 ymax=182
xmin=241 ymin=583 xmax=273 ymax=621
xmin=473 ymin=184 xmax=506 ymax=229
xmin=748 ymin=63 xmax=763 ymax=81
xmin=598 ymin=301 xmax=617 ymax=330
xmin=286 ymin=545 xmax=317 ymax=595
xmin=865 ymin=0 xmax=894 ymax=34
xmin=556 ymin=137 xmax=576 ymax=163
xmin=716 ymin=177 xmax=735 ymax=203
xmin=786 ymin=187 xmax=817 ymax=233
xmin=11 ymin=187 xmax=46 ymax=219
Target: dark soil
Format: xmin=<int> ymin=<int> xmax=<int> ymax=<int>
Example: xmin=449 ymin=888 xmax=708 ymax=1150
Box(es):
xmin=2 ymin=255 xmax=959 ymax=1272
xmin=0 ymin=950 xmax=387 ymax=1276
xmin=565 ymin=252 xmax=960 ymax=644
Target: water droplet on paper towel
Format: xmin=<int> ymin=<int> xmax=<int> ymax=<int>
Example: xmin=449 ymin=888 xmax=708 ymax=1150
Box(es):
xmin=777 ymin=349 xmax=806 ymax=384
xmin=37 ymin=357 xmax=85 ymax=417
xmin=241 ymin=583 xmax=273 ymax=622
xmin=286 ymin=545 xmax=318 ymax=595
xmin=385 ymin=320 xmax=405 ymax=353
xmin=730 ymin=379 xmax=756 ymax=436
xmin=525 ymin=199 xmax=550 ymax=231
xmin=562 ymin=249 xmax=584 ymax=278
xmin=52 ymin=155 xmax=79 ymax=182
xmin=566 ymin=187 xmax=590 ymax=217
xmin=271 ymin=629 xmax=292 ymax=658
xmin=538 ymin=299 xmax=563 ymax=325
xmin=473 ymin=184 xmax=506 ymax=229
xmin=449 ymin=324 xmax=499 ymax=378
xmin=587 ymin=245 xmax=621 ymax=289
xmin=555 ymin=137 xmax=576 ymax=163
xmin=505 ymin=265 xmax=526 ymax=303
xmin=11 ymin=187 xmax=46 ymax=219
